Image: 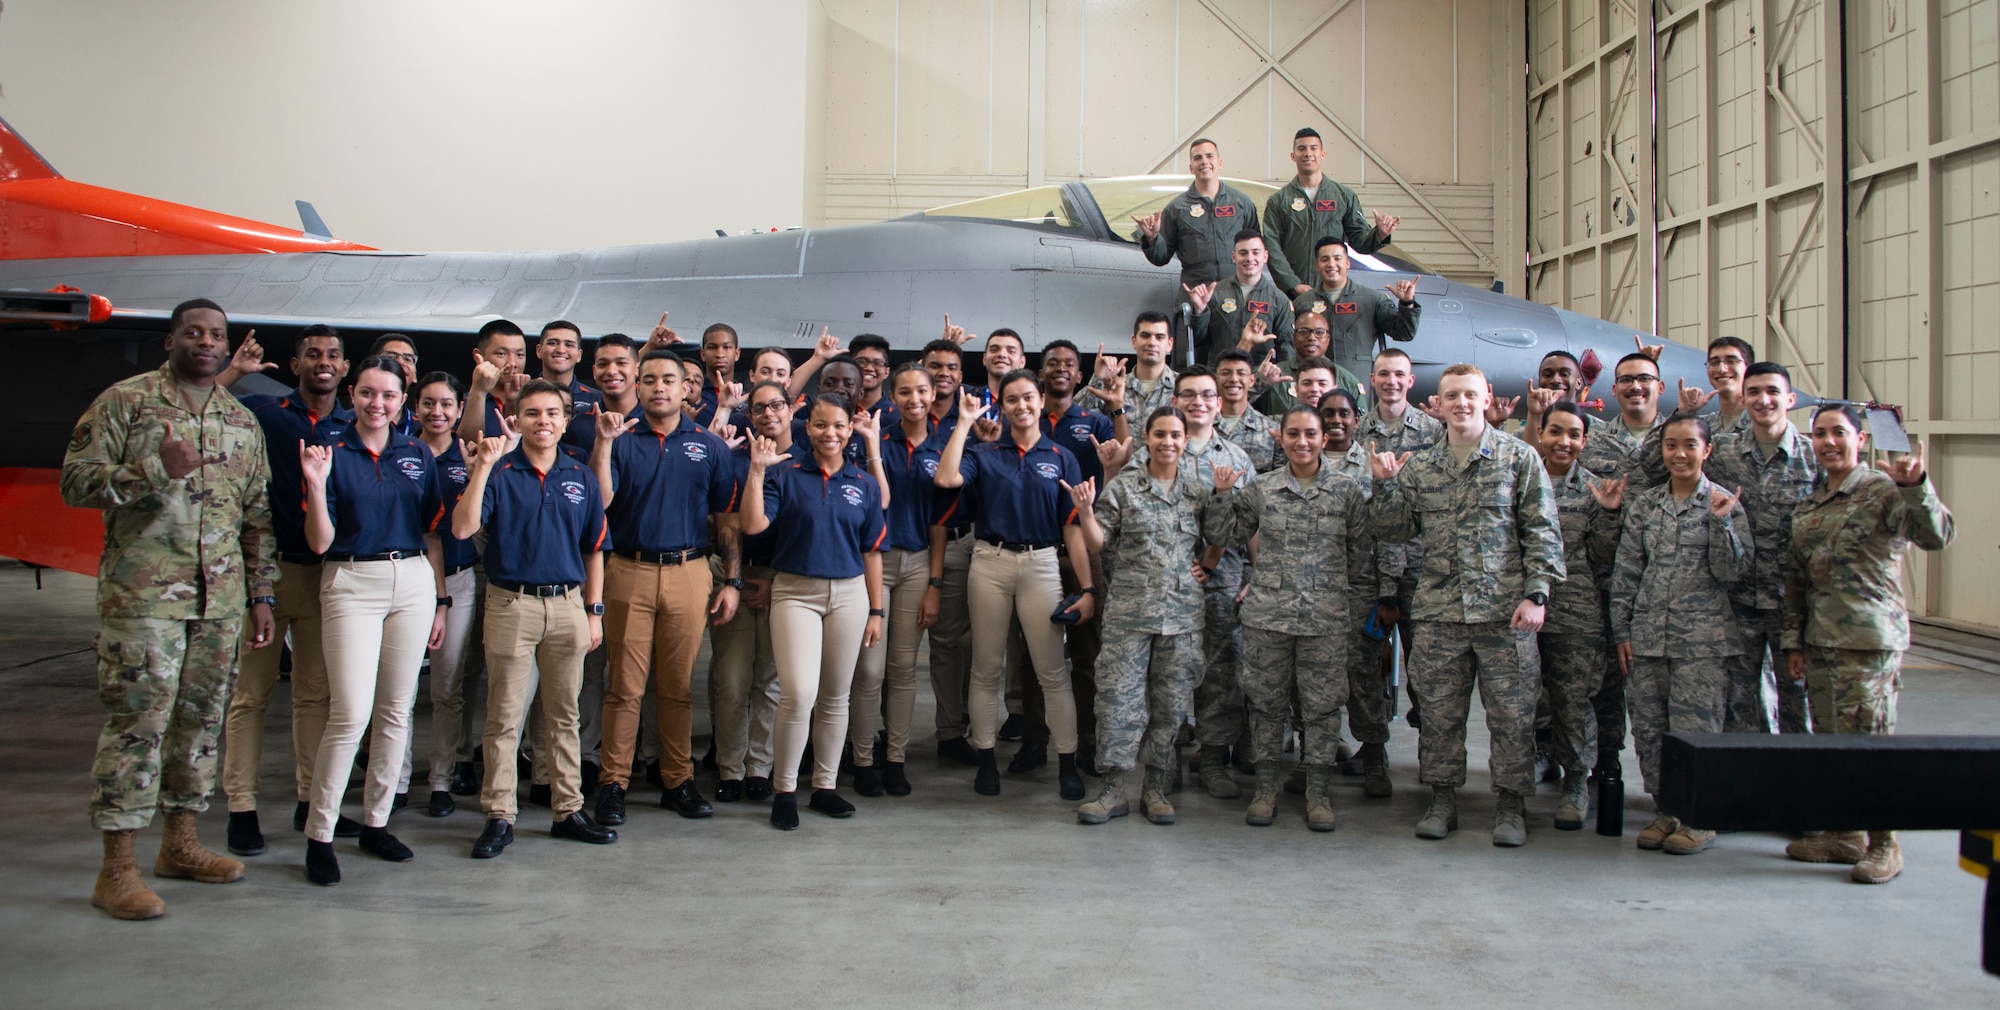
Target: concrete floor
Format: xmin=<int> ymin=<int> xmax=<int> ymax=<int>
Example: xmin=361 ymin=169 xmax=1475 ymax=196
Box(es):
xmin=0 ymin=564 xmax=1993 ymax=1008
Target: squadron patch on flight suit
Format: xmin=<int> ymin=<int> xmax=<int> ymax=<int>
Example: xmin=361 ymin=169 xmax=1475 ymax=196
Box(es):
xmin=1189 ymin=204 xmax=1205 ymax=218
xmin=1214 ymin=205 xmax=1237 ymax=218
xmin=1311 ymin=301 xmax=1327 ymax=314
xmin=1314 ymin=199 xmax=1337 ymax=212
xmin=1291 ymin=197 xmax=1307 ymax=211
xmin=1221 ymin=299 xmax=1238 ymax=314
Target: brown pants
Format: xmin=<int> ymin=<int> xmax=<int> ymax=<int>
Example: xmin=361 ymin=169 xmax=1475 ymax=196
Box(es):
xmin=222 ymin=559 xmax=328 ymax=811
xmin=599 ymin=554 xmax=712 ymax=789
xmin=480 ymin=585 xmax=589 ymax=820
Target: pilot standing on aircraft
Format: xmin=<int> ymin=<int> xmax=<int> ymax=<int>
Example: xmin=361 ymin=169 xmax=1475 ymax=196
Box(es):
xmin=1292 ymin=239 xmax=1421 ymax=398
xmin=1186 ymin=230 xmax=1296 ymax=366
xmin=1133 ymin=139 xmax=1262 ymax=292
xmin=1262 ymin=129 xmax=1398 ymax=295
xmin=62 ymin=298 xmax=276 ymax=920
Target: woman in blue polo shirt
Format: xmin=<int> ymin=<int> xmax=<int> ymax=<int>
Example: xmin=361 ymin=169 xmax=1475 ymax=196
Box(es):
xmin=298 ymin=357 xmax=450 ymax=885
xmin=934 ymin=370 xmax=1097 ymax=802
xmin=739 ymin=394 xmax=887 ymax=830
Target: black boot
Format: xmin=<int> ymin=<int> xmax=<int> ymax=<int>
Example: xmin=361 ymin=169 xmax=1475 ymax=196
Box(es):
xmin=305 ymin=839 xmax=341 ymax=886
xmin=973 ymin=748 xmax=1001 ymax=796
xmin=449 ymin=761 xmax=477 ymax=796
xmin=882 ymin=762 xmax=912 ymax=796
xmin=1057 ymin=751 xmax=1085 ymax=801
xmin=1008 ymin=738 xmax=1048 ymax=773
xmin=852 ymin=765 xmax=884 ymax=797
xmin=770 ymin=791 xmax=800 ymax=830
xmin=227 ymin=810 xmax=266 ymax=856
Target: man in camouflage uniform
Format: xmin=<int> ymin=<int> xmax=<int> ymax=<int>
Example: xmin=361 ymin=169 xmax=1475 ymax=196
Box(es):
xmin=1580 ymin=351 xmax=1666 ymax=774
xmin=1078 ymin=311 xmax=1179 ymax=429
xmin=1369 ymin=364 xmax=1563 ymax=847
xmin=1291 ymin=239 xmax=1421 ymax=395
xmin=1704 ymin=362 xmax=1819 ymax=734
xmin=1261 ymin=127 xmax=1397 ymax=294
xmin=61 ymin=298 xmax=278 ymax=920
xmin=1189 ymin=230 xmax=1296 ymax=366
xmin=1213 ymin=350 xmax=1279 ymax=471
xmin=1253 ymin=314 xmax=1361 ymax=417
xmin=1358 ymin=347 xmax=1441 ymax=726
xmin=1133 ymin=138 xmax=1262 ymax=291
xmin=1319 ymin=391 xmax=1399 ymax=797
xmin=1781 ymin=413 xmax=1953 ymax=879
xmin=1073 ymin=444 xmax=1233 ymax=825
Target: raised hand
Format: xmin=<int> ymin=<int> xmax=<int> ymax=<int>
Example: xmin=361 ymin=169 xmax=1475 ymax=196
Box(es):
xmin=1368 ymin=441 xmax=1411 ymax=482
xmin=1527 ymin=386 xmax=1563 ymax=416
xmin=1708 ymin=484 xmax=1743 ymax=519
xmin=971 ymin=417 xmax=1003 ymax=443
xmin=644 ymin=310 xmax=680 ymax=352
xmin=1211 ymin=464 xmax=1241 ymax=492
xmin=715 ymin=423 xmax=746 ymax=449
xmin=596 ymin=408 xmax=639 ymax=443
xmin=1417 ymin=395 xmax=1448 ymax=421
xmin=469 ymin=350 xmax=501 ymax=395
xmin=1090 ymin=433 xmax=1134 ymax=473
xmin=1257 ymin=349 xmax=1288 ymax=388
xmin=1874 ymin=436 xmax=1928 ymax=486
xmin=470 ymin=435 xmax=510 ymax=467
xmin=1133 ymin=211 xmax=1162 ymax=240
xmin=1485 ymin=384 xmax=1521 ymax=426
xmin=1373 ymin=210 xmax=1400 ymax=237
xmin=852 ymin=407 xmax=882 ymax=445
xmin=224 ymin=329 xmax=276 ymax=380
xmin=957 ymin=388 xmax=987 ymax=421
xmin=1182 ymin=281 xmax=1214 ymax=314
xmin=1588 ymin=475 xmax=1626 ymax=510
xmin=1385 ymin=279 xmax=1417 ymax=303
xmin=159 ymin=424 xmax=222 ymax=479
xmin=297 ymin=441 xmax=332 ymax=486
xmin=812 ymin=326 xmax=841 ymax=362
xmin=1058 ymin=476 xmax=1096 ymax=512
xmin=747 ymin=434 xmax=786 ymax=469
xmin=1676 ymin=377 xmax=1717 ymax=413
xmin=493 ymin=412 xmax=523 ymax=452
xmin=1632 ymin=333 xmax=1664 ymax=363
xmin=1237 ymin=314 xmax=1271 ymax=353
xmin=1089 ymin=343 xmax=1128 ymax=403
xmin=942 ymin=313 xmax=974 ymax=346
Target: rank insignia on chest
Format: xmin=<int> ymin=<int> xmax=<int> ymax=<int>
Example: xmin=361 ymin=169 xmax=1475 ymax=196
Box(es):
xmin=1248 ymin=301 xmax=1271 ymax=316
xmin=1221 ymin=298 xmax=1238 ymax=314
xmin=1189 ymin=204 xmax=1205 ymax=218
xmin=1214 ymin=205 xmax=1237 ymax=218
xmin=1333 ymin=302 xmax=1359 ymax=315
xmin=1291 ymin=197 xmax=1307 ymax=211
xmin=1315 ymin=199 xmax=1337 ymax=212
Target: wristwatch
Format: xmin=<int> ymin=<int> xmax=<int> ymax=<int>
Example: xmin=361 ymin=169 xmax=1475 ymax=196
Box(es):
xmin=868 ymin=608 xmax=886 ymax=617
xmin=587 ymin=602 xmax=606 ymax=616
xmin=723 ymin=577 xmax=744 ymax=590
xmin=1106 ymin=406 xmax=1126 ymax=418
xmin=435 ymin=596 xmax=453 ymax=609
xmin=1525 ymin=592 xmax=1548 ymax=607
xmin=928 ymin=577 xmax=946 ymax=588
xmin=249 ymin=596 xmax=277 ymax=608
xmin=1082 ymin=586 xmax=1102 ymax=597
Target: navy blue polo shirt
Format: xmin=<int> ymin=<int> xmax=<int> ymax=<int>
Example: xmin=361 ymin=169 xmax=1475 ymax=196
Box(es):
xmin=430 ymin=440 xmax=479 ymax=570
xmin=322 ymin=430 xmax=446 ymax=557
xmin=561 ymin=401 xmax=643 ymax=455
xmin=882 ymin=420 xmax=948 ymax=552
xmin=760 ymin=458 xmax=887 ymax=580
xmin=958 ymin=433 xmax=1082 ymax=545
xmin=480 ymin=393 xmax=510 ymax=439
xmin=924 ymin=399 xmax=977 ymax=534
xmin=731 ymin=441 xmax=803 ymax=566
xmin=1041 ymin=401 xmax=1115 ymax=489
xmin=693 ymin=382 xmax=721 ymax=429
xmin=566 ymin=378 xmax=602 ymax=412
xmin=240 ymin=390 xmax=353 ymax=557
xmin=478 ymin=447 xmax=609 ymax=587
xmin=603 ymin=413 xmax=736 ymax=553
xmin=789 ymin=414 xmax=870 ymax=467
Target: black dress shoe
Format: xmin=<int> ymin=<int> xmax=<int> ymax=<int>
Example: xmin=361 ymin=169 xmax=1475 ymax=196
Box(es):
xmin=1008 ymin=739 xmax=1048 ymax=774
xmin=700 ymin=739 xmax=717 ymax=771
xmin=471 ymin=819 xmax=514 ymax=859
xmin=527 ymin=783 xmax=552 ymax=808
xmin=358 ymin=825 xmax=414 ymax=862
xmin=294 ymin=801 xmax=363 ymax=838
xmin=449 ymin=761 xmax=478 ymax=796
xmin=809 ymin=789 xmax=856 ymax=818
xmin=391 ymin=791 xmax=409 ymax=814
xmin=715 ymin=779 xmax=744 ymax=803
xmin=974 ymin=748 xmax=1001 ymax=796
xmin=744 ymin=776 xmax=774 ymax=802
xmin=227 ymin=810 xmax=266 ymax=856
xmin=852 ymin=766 xmax=885 ymax=797
xmin=581 ymin=760 xmax=601 ymax=796
xmin=770 ymin=792 xmax=799 ymax=830
xmin=936 ymin=737 xmax=979 ymax=766
xmin=551 ymin=811 xmax=617 ymax=844
xmin=1057 ymin=751 xmax=1085 ymax=801
xmin=999 ymin=713 xmax=1025 ymax=741
xmin=882 ymin=762 xmax=912 ymax=796
xmin=305 ymin=839 xmax=341 ymax=886
xmin=595 ymin=782 xmax=627 ymax=826
xmin=427 ymin=790 xmax=456 ymax=817
xmin=643 ymin=760 xmax=664 ymax=789
xmin=659 ymin=779 xmax=713 ymax=818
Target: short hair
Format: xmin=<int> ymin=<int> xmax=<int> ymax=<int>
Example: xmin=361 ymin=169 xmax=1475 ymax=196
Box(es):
xmin=1174 ymin=364 xmax=1217 ymax=391
xmin=539 ymin=320 xmax=581 ymax=340
xmin=996 ymin=367 xmax=1041 ymax=396
xmin=1811 ymin=402 xmax=1864 ymax=428
xmin=753 ymin=346 xmax=793 ymax=368
xmin=1373 ymin=347 xmax=1413 ymax=367
xmin=1707 ymin=336 xmax=1755 ymax=361
xmin=301 ymin=325 xmax=348 ymax=356
xmin=1295 ymin=355 xmax=1337 ymax=377
xmin=1313 ymin=236 xmax=1349 ymax=257
xmin=638 ymin=349 xmax=686 ymax=370
xmin=593 ymin=332 xmax=638 ymax=359
xmin=1133 ymin=310 xmax=1171 ymax=332
xmin=701 ymin=323 xmax=739 ymax=346
xmin=1190 ymin=137 xmax=1218 ymax=153
xmin=746 ymin=379 xmax=791 ymax=405
xmin=1215 ymin=349 xmax=1255 ymax=369
xmin=1615 ymin=351 xmax=1660 ymax=375
xmin=920 ymin=339 xmax=963 ymax=360
xmin=821 ymin=353 xmax=862 ymax=374
xmin=1743 ymin=361 xmax=1791 ymax=387
xmin=1439 ymin=362 xmax=1486 ymax=382
xmin=1280 ymin=405 xmax=1324 ymax=430
xmin=515 ymin=377 xmax=568 ymax=411
xmin=987 ymin=328 xmax=1024 ymax=349
xmin=1539 ymin=349 xmax=1581 ymax=369
xmin=1540 ymin=399 xmax=1592 ymax=434
xmin=807 ymin=392 xmax=854 ymax=420
xmin=1318 ymin=388 xmax=1358 ymax=414
xmin=365 ymin=332 xmax=415 ymax=357
xmin=476 ymin=319 xmax=524 ymax=348
xmin=169 ymin=298 xmax=225 ymax=330
xmin=350 ymin=355 xmax=408 ymax=391
xmin=1042 ymin=339 xmax=1080 ymax=362
xmin=1233 ymin=228 xmax=1265 ymax=248
xmin=1661 ymin=411 xmax=1712 ymax=444
xmin=850 ymin=333 xmax=890 ymax=357
xmin=415 ymin=370 xmax=466 ymax=401
xmin=1293 ymin=127 xmax=1322 ymax=143
xmin=1143 ymin=406 xmax=1188 ymax=432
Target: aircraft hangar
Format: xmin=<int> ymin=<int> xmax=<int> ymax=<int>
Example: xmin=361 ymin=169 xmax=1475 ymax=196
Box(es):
xmin=0 ymin=2 xmax=1996 ymax=1005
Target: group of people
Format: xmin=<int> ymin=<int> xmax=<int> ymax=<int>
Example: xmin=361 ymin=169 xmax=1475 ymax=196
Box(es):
xmin=60 ymin=133 xmax=1953 ymax=923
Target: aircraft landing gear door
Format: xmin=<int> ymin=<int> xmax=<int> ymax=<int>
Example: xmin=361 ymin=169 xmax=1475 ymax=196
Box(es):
xmin=1029 ymin=239 xmax=1078 ymax=344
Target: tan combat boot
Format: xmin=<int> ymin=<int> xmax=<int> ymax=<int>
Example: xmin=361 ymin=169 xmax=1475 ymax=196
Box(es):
xmin=1243 ymin=764 xmax=1280 ymax=826
xmin=154 ymin=810 xmax=244 ymax=883
xmin=1414 ymin=786 xmax=1458 ymax=840
xmin=92 ymin=829 xmax=165 ymax=920
xmin=1197 ymin=746 xmax=1240 ymax=799
xmin=1786 ymin=831 xmax=1867 ymax=864
xmin=1662 ymin=824 xmax=1716 ymax=855
xmin=1851 ymin=831 xmax=1903 ymax=884
xmin=1303 ymin=766 xmax=1336 ymax=833
xmin=1076 ymin=770 xmax=1129 ymax=825
xmin=1141 ymin=767 xmax=1176 ymax=825
xmin=1637 ymin=815 xmax=1680 ymax=851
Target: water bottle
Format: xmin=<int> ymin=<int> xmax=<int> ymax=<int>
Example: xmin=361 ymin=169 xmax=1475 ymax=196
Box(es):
xmin=1596 ymin=761 xmax=1623 ymax=836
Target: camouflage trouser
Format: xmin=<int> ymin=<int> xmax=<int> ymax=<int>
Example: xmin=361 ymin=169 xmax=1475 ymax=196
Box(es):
xmin=1801 ymin=647 xmax=1898 ymax=736
xmin=1410 ymin=620 xmax=1538 ymax=794
xmin=90 ymin=616 xmax=244 ymax=831
xmin=1627 ymin=655 xmax=1727 ymax=796
xmin=1193 ymin=580 xmax=1245 ymax=749
xmin=1725 ymin=605 xmax=1812 ymax=734
xmin=1093 ymin=620 xmax=1201 ymax=772
xmin=1537 ymin=633 xmax=1602 ymax=777
xmin=1239 ymin=627 xmax=1346 ymax=766
xmin=1344 ymin=629 xmax=1392 ymax=746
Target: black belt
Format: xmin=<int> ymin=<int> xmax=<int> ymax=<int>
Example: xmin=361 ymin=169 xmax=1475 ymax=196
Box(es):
xmin=614 ymin=546 xmax=708 ymax=566
xmin=979 ymin=537 xmax=1057 ymax=552
xmin=278 ymin=552 xmax=324 ymax=566
xmin=492 ymin=580 xmax=578 ymax=597
xmin=445 ymin=561 xmax=477 ymax=576
xmin=325 ymin=549 xmax=426 ymax=562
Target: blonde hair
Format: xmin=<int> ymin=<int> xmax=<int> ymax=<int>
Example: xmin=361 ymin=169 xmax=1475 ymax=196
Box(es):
xmin=1439 ymin=362 xmax=1485 ymax=382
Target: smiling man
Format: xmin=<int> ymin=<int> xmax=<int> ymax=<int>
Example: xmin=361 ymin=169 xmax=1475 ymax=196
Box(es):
xmin=1291 ymin=239 xmax=1420 ymax=396
xmin=1188 ymin=230 xmax=1296 ymax=366
xmin=1262 ymin=128 xmax=1398 ymax=295
xmin=1133 ymin=138 xmax=1263 ymax=291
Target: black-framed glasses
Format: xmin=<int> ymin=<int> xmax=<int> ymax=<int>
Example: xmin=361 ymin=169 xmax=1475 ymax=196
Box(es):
xmin=1612 ymin=374 xmax=1660 ymax=386
xmin=749 ymin=400 xmax=789 ymax=415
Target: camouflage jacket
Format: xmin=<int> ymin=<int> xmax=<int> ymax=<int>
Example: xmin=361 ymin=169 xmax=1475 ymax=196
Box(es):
xmin=1195 ymin=273 xmax=1296 ymax=366
xmin=1608 ymin=475 xmax=1751 ymax=658
xmin=1369 ymin=424 xmax=1565 ymax=624
xmin=61 ymin=364 xmax=276 ymax=619
xmin=1581 ymin=413 xmax=1665 ymax=490
xmin=1215 ymin=406 xmax=1278 ymax=471
xmin=1290 ymin=280 xmax=1419 ymax=402
xmin=1078 ymin=365 xmax=1178 ymax=426
xmin=1355 ymin=402 xmax=1442 ymax=590
xmin=1327 ymin=440 xmax=1401 ymax=600
xmin=1131 ymin=433 xmax=1254 ymax=586
xmin=1094 ymin=466 xmax=1231 ymax=635
xmin=1782 ymin=468 xmax=1954 ymax=652
xmin=1545 ymin=463 xmax=1620 ymax=637
xmin=1136 ymin=181 xmax=1263 ymax=290
xmin=1705 ymin=423 xmax=1820 ymax=611
xmin=1259 ymin=176 xmax=1389 ymax=293
xmin=1215 ymin=463 xmax=1373 ymax=637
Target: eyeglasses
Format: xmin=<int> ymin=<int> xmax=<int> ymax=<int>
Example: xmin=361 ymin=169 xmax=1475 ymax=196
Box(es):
xmin=749 ymin=401 xmax=789 ymax=415
xmin=1612 ymin=374 xmax=1660 ymax=386
xmin=1176 ymin=390 xmax=1219 ymax=401
xmin=380 ymin=352 xmax=418 ymax=364
xmin=856 ymin=358 xmax=889 ymax=371
xmin=1299 ymin=328 xmax=1330 ymax=337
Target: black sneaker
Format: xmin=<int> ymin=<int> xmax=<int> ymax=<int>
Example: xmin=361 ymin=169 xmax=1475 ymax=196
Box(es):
xmin=715 ymin=779 xmax=744 ymax=803
xmin=427 ymin=790 xmax=456 ymax=817
xmin=852 ymin=766 xmax=885 ymax=797
xmin=882 ymin=762 xmax=912 ymax=796
xmin=595 ymin=782 xmax=627 ymax=827
xmin=744 ymin=776 xmax=774 ymax=802
xmin=809 ymin=789 xmax=856 ymax=818
xmin=227 ymin=810 xmax=266 ymax=857
xmin=770 ymin=792 xmax=799 ymax=831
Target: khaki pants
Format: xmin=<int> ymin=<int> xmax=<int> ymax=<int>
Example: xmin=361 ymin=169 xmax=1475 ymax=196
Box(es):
xmin=307 ymin=556 xmax=433 ymax=841
xmin=481 ymin=585 xmax=589 ymax=820
xmin=222 ymin=558 xmax=328 ymax=811
xmin=926 ymin=531 xmax=974 ymax=742
xmin=90 ymin=616 xmax=242 ymax=831
xmin=710 ymin=561 xmax=780 ymax=781
xmin=398 ymin=565 xmax=478 ymax=793
xmin=600 ymin=554 xmax=712 ymax=789
xmin=966 ymin=543 xmax=1076 ymax=753
xmin=768 ymin=573 xmax=869 ymax=793
xmin=528 ymin=647 xmax=606 ymax=786
xmin=850 ymin=547 xmax=930 ymax=766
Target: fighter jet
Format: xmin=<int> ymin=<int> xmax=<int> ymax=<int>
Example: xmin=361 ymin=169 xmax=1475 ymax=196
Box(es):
xmin=0 ymin=115 xmax=1718 ymax=573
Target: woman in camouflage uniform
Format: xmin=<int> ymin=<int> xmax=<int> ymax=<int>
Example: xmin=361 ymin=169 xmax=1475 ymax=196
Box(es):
xmin=1610 ymin=413 xmax=1750 ymax=855
xmin=1068 ymin=406 xmax=1236 ymax=825
xmin=1780 ymin=405 xmax=1954 ymax=884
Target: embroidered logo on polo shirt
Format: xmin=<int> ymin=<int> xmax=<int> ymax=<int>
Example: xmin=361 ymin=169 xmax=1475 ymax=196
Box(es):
xmin=682 ymin=440 xmax=708 ymax=463
xmin=398 ymin=456 xmax=427 ymax=483
xmin=446 ymin=464 xmax=468 ymax=485
xmin=560 ymin=480 xmax=586 ymax=505
xmin=1069 ymin=423 xmax=1093 ymax=440
xmin=1032 ymin=461 xmax=1060 ymax=481
xmin=920 ymin=459 xmax=938 ymax=477
xmin=841 ymin=484 xmax=865 ymax=507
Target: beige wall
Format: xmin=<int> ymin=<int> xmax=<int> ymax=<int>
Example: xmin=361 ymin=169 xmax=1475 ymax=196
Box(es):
xmin=0 ymin=0 xmax=811 ymax=252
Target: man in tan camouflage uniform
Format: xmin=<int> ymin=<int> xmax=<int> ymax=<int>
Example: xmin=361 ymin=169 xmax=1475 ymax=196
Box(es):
xmin=1213 ymin=350 xmax=1278 ymax=471
xmin=1319 ymin=391 xmax=1400 ymax=797
xmin=1369 ymin=364 xmax=1563 ymax=847
xmin=1078 ymin=311 xmax=1179 ymax=428
xmin=1358 ymin=347 xmax=1441 ymax=728
xmin=61 ymin=298 xmax=278 ymax=919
